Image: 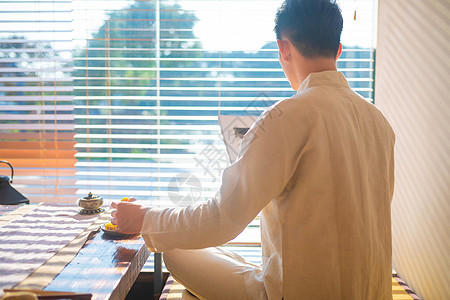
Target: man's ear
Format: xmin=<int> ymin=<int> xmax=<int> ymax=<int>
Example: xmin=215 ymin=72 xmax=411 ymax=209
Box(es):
xmin=336 ymin=43 xmax=343 ymax=60
xmin=277 ymin=39 xmax=291 ymax=62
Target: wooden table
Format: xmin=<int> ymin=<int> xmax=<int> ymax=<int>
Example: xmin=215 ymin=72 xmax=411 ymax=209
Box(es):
xmin=45 ymin=229 xmax=150 ymax=300
xmin=0 ymin=205 xmax=162 ymax=300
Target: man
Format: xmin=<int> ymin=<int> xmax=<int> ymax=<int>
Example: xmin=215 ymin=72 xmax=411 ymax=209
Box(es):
xmin=111 ymin=0 xmax=395 ymax=299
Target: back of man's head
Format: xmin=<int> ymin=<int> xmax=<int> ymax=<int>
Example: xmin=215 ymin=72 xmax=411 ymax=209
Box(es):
xmin=274 ymin=0 xmax=343 ymax=59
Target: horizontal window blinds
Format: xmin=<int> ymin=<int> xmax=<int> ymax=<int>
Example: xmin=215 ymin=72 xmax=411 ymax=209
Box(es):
xmin=0 ymin=0 xmax=76 ymax=202
xmin=0 ymin=0 xmax=376 ymax=205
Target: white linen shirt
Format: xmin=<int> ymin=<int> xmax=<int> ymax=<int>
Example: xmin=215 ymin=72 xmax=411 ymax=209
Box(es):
xmin=142 ymin=71 xmax=395 ymax=300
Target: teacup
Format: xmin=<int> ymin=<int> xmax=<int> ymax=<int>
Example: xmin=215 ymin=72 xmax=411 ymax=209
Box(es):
xmin=78 ymin=192 xmax=103 ymax=213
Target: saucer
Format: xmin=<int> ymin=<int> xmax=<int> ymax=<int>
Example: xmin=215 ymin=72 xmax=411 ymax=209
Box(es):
xmin=101 ymin=223 xmax=138 ymax=238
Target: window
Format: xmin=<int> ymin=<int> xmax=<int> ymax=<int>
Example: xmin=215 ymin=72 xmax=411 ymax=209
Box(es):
xmin=0 ymin=0 xmax=377 ymax=205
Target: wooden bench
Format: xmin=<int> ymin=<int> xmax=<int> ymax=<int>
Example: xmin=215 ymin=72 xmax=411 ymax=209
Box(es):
xmin=160 ymin=274 xmax=421 ymax=300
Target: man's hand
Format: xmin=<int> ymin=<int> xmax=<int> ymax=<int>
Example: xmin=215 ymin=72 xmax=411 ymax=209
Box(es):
xmin=110 ymin=199 xmax=149 ymax=234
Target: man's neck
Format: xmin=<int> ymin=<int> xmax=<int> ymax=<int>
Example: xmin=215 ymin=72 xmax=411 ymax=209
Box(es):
xmin=294 ymin=57 xmax=337 ymax=90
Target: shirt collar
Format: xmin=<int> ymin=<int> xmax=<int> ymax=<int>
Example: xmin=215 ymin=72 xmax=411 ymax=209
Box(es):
xmin=297 ymin=70 xmax=350 ymax=93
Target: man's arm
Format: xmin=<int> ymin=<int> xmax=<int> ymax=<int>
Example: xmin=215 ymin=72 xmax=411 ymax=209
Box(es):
xmin=124 ymin=100 xmax=310 ymax=252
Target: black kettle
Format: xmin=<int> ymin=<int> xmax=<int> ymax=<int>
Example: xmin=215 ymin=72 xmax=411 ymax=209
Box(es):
xmin=0 ymin=160 xmax=29 ymax=205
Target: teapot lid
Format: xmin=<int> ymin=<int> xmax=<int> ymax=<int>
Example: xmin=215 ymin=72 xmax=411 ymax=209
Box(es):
xmin=82 ymin=192 xmax=101 ymax=200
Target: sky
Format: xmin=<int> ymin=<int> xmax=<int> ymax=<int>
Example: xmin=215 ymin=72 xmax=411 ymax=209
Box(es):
xmin=180 ymin=0 xmax=378 ymax=51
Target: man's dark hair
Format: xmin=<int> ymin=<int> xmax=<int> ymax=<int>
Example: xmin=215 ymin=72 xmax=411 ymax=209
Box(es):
xmin=274 ymin=0 xmax=343 ymax=58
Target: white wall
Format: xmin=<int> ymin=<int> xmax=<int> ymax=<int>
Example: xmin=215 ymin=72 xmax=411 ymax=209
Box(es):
xmin=375 ymin=1 xmax=450 ymax=299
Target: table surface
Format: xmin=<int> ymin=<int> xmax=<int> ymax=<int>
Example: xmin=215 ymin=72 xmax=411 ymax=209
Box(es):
xmin=1 ymin=205 xmax=151 ymax=300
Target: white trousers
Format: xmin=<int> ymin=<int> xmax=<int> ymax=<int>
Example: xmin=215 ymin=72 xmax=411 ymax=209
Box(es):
xmin=163 ymin=247 xmax=267 ymax=300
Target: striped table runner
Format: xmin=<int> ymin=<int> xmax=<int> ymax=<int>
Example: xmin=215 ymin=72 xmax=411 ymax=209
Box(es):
xmin=0 ymin=204 xmax=107 ymax=295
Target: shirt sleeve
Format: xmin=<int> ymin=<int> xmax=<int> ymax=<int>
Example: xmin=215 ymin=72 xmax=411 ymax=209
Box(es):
xmin=141 ymin=101 xmax=310 ymax=252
